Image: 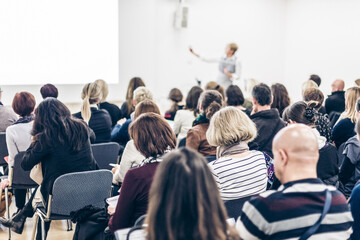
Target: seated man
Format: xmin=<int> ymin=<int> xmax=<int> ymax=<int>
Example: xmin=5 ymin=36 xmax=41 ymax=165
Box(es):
xmin=237 ymin=124 xmax=353 ymax=239
xmin=325 ymin=79 xmax=345 ymax=115
xmin=248 ymin=83 xmax=285 ymax=157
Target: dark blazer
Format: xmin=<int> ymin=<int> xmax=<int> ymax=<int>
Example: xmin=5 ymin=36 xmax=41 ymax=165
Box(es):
xmin=332 ymin=118 xmax=356 ymax=148
xmin=248 ymin=109 xmax=286 ymax=157
xmin=98 ymin=102 xmax=122 ymax=127
xmin=325 ymin=91 xmax=345 ymax=115
xmin=73 ymin=108 xmax=112 ymax=143
xmin=21 ymin=138 xmax=98 ymax=203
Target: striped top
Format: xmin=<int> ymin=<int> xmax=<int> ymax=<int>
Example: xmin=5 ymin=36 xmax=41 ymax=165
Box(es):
xmin=236 ymin=178 xmax=353 ymax=240
xmin=208 ymin=151 xmax=268 ymax=201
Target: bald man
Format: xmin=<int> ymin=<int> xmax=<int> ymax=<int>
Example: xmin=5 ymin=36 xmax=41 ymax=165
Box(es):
xmin=325 ymin=79 xmax=345 ymax=115
xmin=236 ymin=124 xmax=353 ymax=240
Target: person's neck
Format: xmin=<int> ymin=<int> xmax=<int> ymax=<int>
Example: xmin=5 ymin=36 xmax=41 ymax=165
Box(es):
xmin=226 ymin=53 xmax=234 ymax=58
xmin=256 ymin=105 xmax=271 ymax=112
xmin=280 ymin=169 xmax=317 ymax=185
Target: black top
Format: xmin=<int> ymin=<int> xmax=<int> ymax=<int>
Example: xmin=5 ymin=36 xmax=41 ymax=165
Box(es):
xmin=164 ymin=105 xmax=184 ymax=121
xmin=120 ymin=102 xmax=132 ymax=120
xmin=98 ymin=102 xmax=122 ymax=127
xmin=21 ymin=138 xmax=98 ymax=203
xmin=318 ymin=142 xmax=339 ymax=184
xmin=111 ymin=119 xmax=132 ymax=146
xmin=331 ymin=118 xmax=356 ymax=148
xmin=73 ymin=108 xmax=112 ymax=144
xmin=248 ymin=109 xmax=286 ymax=157
xmin=325 ymin=91 xmax=345 ymax=115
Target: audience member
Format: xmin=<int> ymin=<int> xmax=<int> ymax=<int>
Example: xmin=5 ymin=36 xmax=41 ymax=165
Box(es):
xmin=270 ymin=83 xmax=290 ymax=117
xmin=303 ymin=88 xmax=332 ymax=142
xmin=40 ymin=84 xmax=58 ymax=99
xmin=248 ymin=83 xmax=286 ymax=157
xmin=309 ymin=74 xmax=321 ymax=86
xmin=5 ymin=92 xmax=35 ymax=213
xmin=173 ymin=86 xmax=203 ymax=142
xmin=95 ymin=79 xmax=122 ymax=127
xmin=108 ymin=113 xmax=176 ymax=232
xmin=0 ymin=98 xmax=99 ymax=239
xmin=0 ymin=87 xmax=18 ymax=131
xmin=73 ymin=82 xmax=112 ymax=143
xmin=301 ymin=80 xmax=318 ymax=95
xmin=205 ymin=81 xmax=225 ymax=100
xmin=325 ymin=79 xmax=345 ymax=115
xmin=286 ymin=101 xmax=339 ymax=185
xmin=186 ymin=90 xmax=223 ymax=157
xmin=207 ymin=107 xmax=268 ymax=201
xmin=111 ymin=86 xmax=153 ymax=146
xmin=339 ymin=113 xmax=360 ymax=198
xmin=332 ymin=87 xmax=360 ymax=147
xmin=145 ymin=148 xmax=240 ymax=240
xmin=164 ymin=88 xmax=184 ymax=121
xmin=120 ymin=77 xmax=145 ymax=119
xmin=237 ymin=124 xmax=353 ymax=239
xmin=112 ymin=100 xmax=160 ymax=185
xmin=226 ymin=85 xmax=250 ymax=115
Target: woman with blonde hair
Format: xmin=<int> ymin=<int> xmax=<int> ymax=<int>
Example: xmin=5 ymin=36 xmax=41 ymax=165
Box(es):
xmin=207 ymin=107 xmax=268 ymax=202
xmin=120 ymin=77 xmax=145 ymax=119
xmin=73 ymin=82 xmax=112 ymax=143
xmin=95 ymin=79 xmax=122 ymax=127
xmin=332 ymin=87 xmax=360 ymax=147
xmin=145 ymin=148 xmax=240 ymax=240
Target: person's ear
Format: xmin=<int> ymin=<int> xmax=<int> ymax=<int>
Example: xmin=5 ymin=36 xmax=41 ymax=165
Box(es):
xmin=289 ymin=119 xmax=296 ymax=124
xmin=252 ymin=97 xmax=257 ymax=105
xmin=278 ymin=149 xmax=288 ymax=167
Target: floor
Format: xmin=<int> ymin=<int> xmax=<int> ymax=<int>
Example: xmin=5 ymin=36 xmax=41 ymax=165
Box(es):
xmin=0 ymin=196 xmax=74 ymax=240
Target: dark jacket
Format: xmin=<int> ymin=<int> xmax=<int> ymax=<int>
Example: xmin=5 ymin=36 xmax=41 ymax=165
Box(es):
xmin=318 ymin=142 xmax=339 ymax=185
xmin=111 ymin=119 xmax=132 ymax=146
xmin=21 ymin=138 xmax=98 ymax=203
xmin=73 ymin=108 xmax=112 ymax=144
xmin=120 ymin=102 xmax=132 ymax=120
xmin=248 ymin=109 xmax=286 ymax=157
xmin=325 ymin=91 xmax=345 ymax=115
xmin=98 ymin=102 xmax=122 ymax=128
xmin=332 ymin=118 xmax=356 ymax=148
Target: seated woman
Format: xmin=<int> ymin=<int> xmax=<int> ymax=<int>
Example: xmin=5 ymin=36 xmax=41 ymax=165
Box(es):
xmin=271 ymin=83 xmax=290 ymax=117
xmin=0 ymin=98 xmax=98 ymax=239
xmin=73 ymin=82 xmax=112 ymax=143
xmin=111 ymin=87 xmax=153 ymax=146
xmin=226 ymin=85 xmax=251 ymax=116
xmin=112 ymin=100 xmax=160 ymax=185
xmin=108 ymin=113 xmax=176 ymax=232
xmin=186 ymin=90 xmax=223 ymax=157
xmin=145 ymin=148 xmax=240 ymax=240
xmin=339 ymin=109 xmax=360 ymax=198
xmin=173 ymin=86 xmax=203 ymax=142
xmin=286 ymin=101 xmax=339 ymax=186
xmin=164 ymin=88 xmax=184 ymax=121
xmin=120 ymin=77 xmax=145 ymax=119
xmin=206 ymin=107 xmax=268 ymax=201
xmin=332 ymin=87 xmax=360 ymax=148
xmin=95 ymin=79 xmax=122 ymax=128
xmin=5 ymin=92 xmax=35 ymax=213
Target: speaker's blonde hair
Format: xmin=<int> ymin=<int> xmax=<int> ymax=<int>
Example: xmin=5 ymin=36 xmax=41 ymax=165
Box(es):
xmin=94 ymin=79 xmax=109 ymax=102
xmin=81 ymin=82 xmax=102 ymax=124
xmin=207 ymin=106 xmax=257 ymax=146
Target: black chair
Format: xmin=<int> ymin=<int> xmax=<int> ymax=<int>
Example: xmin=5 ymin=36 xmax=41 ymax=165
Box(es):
xmin=337 ymin=142 xmax=346 ymax=167
xmin=91 ymin=142 xmax=120 ymax=170
xmin=178 ymin=137 xmax=186 ymax=148
xmin=0 ymin=132 xmax=9 ymax=169
xmin=224 ymin=195 xmax=255 ymax=220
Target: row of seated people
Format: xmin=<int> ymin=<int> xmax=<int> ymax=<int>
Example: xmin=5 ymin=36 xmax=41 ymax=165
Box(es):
xmin=0 ymin=76 xmax=359 ymax=239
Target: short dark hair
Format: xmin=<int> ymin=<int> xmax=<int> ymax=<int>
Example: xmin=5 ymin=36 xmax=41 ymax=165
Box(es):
xmin=130 ymin=113 xmax=176 ymax=158
xmin=309 ymin=74 xmax=321 ymax=87
xmin=252 ymin=83 xmax=272 ymax=106
xmin=226 ymin=85 xmax=245 ymax=106
xmin=40 ymin=84 xmax=58 ymax=99
xmin=12 ymin=92 xmax=36 ymax=117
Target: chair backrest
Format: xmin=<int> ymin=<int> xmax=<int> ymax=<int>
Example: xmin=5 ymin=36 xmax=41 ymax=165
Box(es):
xmin=91 ymin=142 xmax=120 ymax=170
xmin=50 ymin=169 xmax=112 ymax=216
xmin=0 ymin=132 xmax=8 ymax=166
xmin=12 ymin=151 xmax=38 ymax=188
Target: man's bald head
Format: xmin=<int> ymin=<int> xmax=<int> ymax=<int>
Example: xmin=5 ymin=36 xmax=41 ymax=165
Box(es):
xmin=332 ymin=79 xmax=345 ymax=92
xmin=272 ymin=124 xmax=319 ymax=184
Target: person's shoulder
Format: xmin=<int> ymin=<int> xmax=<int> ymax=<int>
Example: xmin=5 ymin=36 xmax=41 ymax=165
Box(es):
xmin=73 ymin=111 xmax=82 ymax=119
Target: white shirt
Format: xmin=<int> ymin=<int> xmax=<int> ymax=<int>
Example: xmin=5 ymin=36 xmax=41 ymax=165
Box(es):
xmin=5 ymin=121 xmax=33 ymax=167
xmin=172 ymin=109 xmax=196 ymax=142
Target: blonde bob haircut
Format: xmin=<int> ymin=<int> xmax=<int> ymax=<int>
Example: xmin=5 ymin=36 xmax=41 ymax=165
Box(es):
xmin=94 ymin=79 xmax=109 ymax=102
xmin=207 ymin=106 xmax=257 ymax=147
xmin=133 ymin=86 xmax=153 ymax=104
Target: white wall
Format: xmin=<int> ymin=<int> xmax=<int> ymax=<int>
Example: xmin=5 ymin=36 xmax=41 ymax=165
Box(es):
xmin=2 ymin=0 xmax=360 ymax=109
